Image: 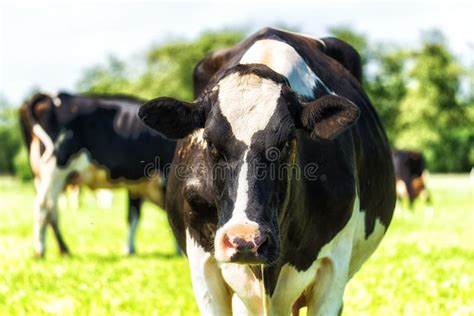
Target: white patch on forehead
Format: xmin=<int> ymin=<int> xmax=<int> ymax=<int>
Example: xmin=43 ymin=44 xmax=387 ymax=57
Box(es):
xmin=239 ymin=39 xmax=326 ymax=98
xmin=214 ymin=150 xmax=260 ymax=261
xmin=231 ymin=150 xmax=250 ymax=222
xmin=218 ymin=73 xmax=282 ymax=145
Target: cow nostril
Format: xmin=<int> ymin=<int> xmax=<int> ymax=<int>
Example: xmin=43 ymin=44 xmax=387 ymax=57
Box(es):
xmin=232 ymin=237 xmax=256 ymax=252
xmin=223 ymin=233 xmax=234 ymax=249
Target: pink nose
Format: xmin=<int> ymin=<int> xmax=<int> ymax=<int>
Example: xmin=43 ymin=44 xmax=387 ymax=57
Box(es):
xmin=221 ymin=223 xmax=266 ymax=254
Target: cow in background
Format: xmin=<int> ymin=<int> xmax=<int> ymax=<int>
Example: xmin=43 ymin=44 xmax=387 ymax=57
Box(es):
xmin=20 ymin=95 xmax=83 ymax=210
xmin=19 ymin=92 xmax=176 ymax=257
xmin=392 ymin=149 xmax=432 ymax=210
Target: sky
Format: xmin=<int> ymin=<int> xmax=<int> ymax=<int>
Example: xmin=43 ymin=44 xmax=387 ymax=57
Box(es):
xmin=1 ymin=0 xmax=473 ymax=105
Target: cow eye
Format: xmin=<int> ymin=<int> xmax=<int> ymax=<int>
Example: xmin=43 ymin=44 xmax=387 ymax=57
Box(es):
xmin=206 ymin=139 xmax=221 ymax=159
xmin=207 ymin=139 xmax=216 ymax=153
xmin=207 ymin=139 xmax=215 ymax=150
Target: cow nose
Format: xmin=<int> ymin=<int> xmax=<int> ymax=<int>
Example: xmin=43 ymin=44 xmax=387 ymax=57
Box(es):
xmin=223 ymin=230 xmax=267 ymax=253
xmin=218 ymin=223 xmax=267 ymax=262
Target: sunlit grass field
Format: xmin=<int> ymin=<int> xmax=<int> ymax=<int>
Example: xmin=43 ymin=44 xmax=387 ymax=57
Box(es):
xmin=0 ymin=175 xmax=473 ymax=315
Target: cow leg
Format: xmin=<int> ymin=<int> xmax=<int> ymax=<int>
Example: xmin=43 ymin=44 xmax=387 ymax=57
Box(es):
xmin=396 ymin=195 xmax=404 ymax=213
xmin=421 ymin=188 xmax=435 ymax=218
xmin=186 ymin=230 xmax=232 ymax=315
xmin=126 ymin=193 xmax=142 ymax=255
xmin=33 ymin=159 xmax=69 ymax=258
xmin=50 ymin=204 xmax=70 ymax=255
xmin=33 ymin=177 xmax=41 ymax=192
xmin=306 ymin=256 xmax=349 ymax=316
xmin=67 ymin=185 xmax=81 ymax=210
xmin=424 ymin=189 xmax=432 ymax=206
xmin=220 ymin=263 xmax=266 ymax=315
xmin=406 ymin=179 xmax=416 ymax=211
xmin=306 ymin=201 xmax=358 ymax=316
xmin=271 ymin=264 xmax=315 ymax=315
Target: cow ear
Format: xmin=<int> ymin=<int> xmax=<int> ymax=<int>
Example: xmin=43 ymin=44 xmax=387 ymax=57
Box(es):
xmin=138 ymin=97 xmax=205 ymax=139
xmin=320 ymin=37 xmax=363 ymax=83
xmin=300 ymin=95 xmax=360 ymax=140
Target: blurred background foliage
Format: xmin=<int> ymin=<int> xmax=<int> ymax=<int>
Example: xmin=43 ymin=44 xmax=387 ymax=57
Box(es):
xmin=77 ymin=30 xmax=244 ymax=101
xmin=1 ymin=27 xmax=473 ymax=178
xmin=0 ymin=97 xmax=22 ymax=175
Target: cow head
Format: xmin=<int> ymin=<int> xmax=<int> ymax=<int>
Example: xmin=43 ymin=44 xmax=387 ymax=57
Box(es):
xmin=139 ymin=64 xmax=359 ymax=265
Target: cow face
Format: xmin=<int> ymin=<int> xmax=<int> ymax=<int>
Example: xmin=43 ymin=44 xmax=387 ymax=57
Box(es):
xmin=139 ymin=64 xmax=359 ymax=265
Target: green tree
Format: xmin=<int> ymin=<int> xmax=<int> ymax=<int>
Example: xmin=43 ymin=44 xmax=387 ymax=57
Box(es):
xmin=77 ymin=56 xmax=132 ymax=95
xmin=78 ymin=30 xmax=244 ymax=101
xmin=0 ymin=97 xmax=22 ymax=174
xmin=329 ymin=25 xmax=371 ymax=72
xmin=469 ymin=64 xmax=474 ymax=103
xmin=366 ymin=48 xmax=409 ymax=141
xmin=134 ymin=30 xmax=243 ymax=101
xmin=329 ymin=26 xmax=407 ymax=142
xmin=396 ymin=33 xmax=471 ymax=171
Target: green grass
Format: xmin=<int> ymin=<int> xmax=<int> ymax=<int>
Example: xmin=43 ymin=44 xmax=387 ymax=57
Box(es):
xmin=0 ymin=175 xmax=473 ymax=315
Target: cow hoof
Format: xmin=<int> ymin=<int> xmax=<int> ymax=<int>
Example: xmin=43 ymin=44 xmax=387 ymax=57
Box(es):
xmin=125 ymin=247 xmax=136 ymax=256
xmin=33 ymin=252 xmax=45 ymax=259
xmin=60 ymin=250 xmax=71 ymax=257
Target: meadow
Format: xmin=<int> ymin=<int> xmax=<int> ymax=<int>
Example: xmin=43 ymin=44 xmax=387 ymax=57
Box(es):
xmin=0 ymin=174 xmax=472 ymax=315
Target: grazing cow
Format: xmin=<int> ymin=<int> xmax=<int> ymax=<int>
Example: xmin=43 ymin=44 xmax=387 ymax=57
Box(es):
xmin=139 ymin=27 xmax=395 ymax=315
xmin=392 ymin=149 xmax=432 ymax=209
xmin=19 ymin=92 xmax=176 ymax=257
xmin=19 ymin=99 xmax=83 ymax=209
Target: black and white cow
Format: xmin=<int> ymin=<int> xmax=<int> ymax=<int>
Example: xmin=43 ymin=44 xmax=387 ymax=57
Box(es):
xmin=19 ymin=92 xmax=176 ymax=257
xmin=139 ymin=27 xmax=395 ymax=315
xmin=392 ymin=149 xmax=432 ymax=209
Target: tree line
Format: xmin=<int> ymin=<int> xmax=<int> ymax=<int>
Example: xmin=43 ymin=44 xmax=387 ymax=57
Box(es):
xmin=1 ymin=27 xmax=472 ymax=178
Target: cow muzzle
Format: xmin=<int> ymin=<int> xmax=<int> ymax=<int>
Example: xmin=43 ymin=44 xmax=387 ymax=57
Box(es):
xmin=214 ymin=222 xmax=273 ymax=264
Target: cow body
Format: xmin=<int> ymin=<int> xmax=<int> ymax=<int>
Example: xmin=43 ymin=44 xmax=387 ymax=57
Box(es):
xmin=392 ymin=149 xmax=432 ymax=209
xmin=20 ymin=93 xmax=176 ymax=257
xmin=140 ymin=28 xmax=395 ymax=315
